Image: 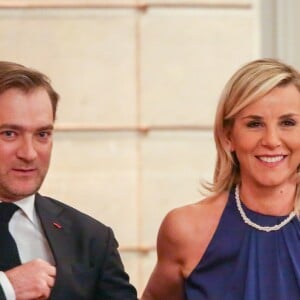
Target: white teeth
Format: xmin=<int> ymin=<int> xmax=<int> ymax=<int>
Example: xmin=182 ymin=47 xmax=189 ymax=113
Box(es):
xmin=259 ymin=156 xmax=284 ymax=163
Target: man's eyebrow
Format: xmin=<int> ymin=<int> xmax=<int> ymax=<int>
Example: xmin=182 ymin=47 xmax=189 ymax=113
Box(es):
xmin=38 ymin=125 xmax=54 ymax=131
xmin=0 ymin=124 xmax=23 ymax=130
xmin=0 ymin=124 xmax=54 ymax=130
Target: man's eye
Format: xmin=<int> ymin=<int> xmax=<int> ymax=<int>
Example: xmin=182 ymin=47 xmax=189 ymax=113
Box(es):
xmin=38 ymin=131 xmax=51 ymax=138
xmin=1 ymin=131 xmax=16 ymax=137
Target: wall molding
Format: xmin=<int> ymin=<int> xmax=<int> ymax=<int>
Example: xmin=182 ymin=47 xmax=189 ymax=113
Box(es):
xmin=0 ymin=1 xmax=251 ymax=9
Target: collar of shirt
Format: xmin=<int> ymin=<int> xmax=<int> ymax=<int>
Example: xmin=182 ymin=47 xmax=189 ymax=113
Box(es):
xmin=1 ymin=195 xmax=55 ymax=265
xmin=0 ymin=195 xmax=36 ymax=225
xmin=0 ymin=194 xmax=53 ymax=300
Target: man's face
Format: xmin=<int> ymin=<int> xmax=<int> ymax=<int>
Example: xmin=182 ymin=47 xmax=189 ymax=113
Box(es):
xmin=0 ymin=87 xmax=54 ymax=201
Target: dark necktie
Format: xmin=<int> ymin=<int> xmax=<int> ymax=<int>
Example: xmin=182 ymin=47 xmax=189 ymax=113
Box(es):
xmin=0 ymin=202 xmax=21 ymax=271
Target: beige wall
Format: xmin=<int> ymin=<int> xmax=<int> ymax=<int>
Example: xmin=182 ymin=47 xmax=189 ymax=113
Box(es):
xmin=0 ymin=0 xmax=258 ymax=295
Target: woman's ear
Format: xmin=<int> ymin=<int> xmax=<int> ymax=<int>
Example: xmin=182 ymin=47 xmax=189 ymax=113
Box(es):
xmin=225 ymin=139 xmax=234 ymax=152
xmin=223 ymin=128 xmax=234 ymax=152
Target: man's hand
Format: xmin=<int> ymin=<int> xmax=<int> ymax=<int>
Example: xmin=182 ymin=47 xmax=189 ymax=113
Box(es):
xmin=5 ymin=259 xmax=56 ymax=300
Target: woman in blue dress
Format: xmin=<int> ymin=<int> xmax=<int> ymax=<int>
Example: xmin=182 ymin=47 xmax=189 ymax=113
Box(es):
xmin=142 ymin=58 xmax=300 ymax=300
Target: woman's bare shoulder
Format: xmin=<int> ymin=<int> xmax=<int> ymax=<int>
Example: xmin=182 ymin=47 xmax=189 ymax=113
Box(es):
xmin=158 ymin=193 xmax=228 ymax=250
xmin=161 ymin=192 xmax=229 ymax=232
xmin=157 ymin=192 xmax=229 ymax=277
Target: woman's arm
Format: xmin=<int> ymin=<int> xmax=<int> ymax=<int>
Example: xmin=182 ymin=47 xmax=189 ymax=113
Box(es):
xmin=141 ymin=194 xmax=227 ymax=300
xmin=141 ymin=207 xmax=193 ymax=300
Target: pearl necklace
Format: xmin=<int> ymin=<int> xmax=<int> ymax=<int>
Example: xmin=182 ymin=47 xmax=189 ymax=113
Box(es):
xmin=235 ymin=185 xmax=296 ymax=232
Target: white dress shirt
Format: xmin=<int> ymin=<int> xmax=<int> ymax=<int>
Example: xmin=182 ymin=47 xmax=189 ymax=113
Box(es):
xmin=0 ymin=195 xmax=55 ymax=300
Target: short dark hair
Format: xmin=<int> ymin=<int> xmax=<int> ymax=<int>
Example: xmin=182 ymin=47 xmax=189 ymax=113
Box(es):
xmin=0 ymin=61 xmax=59 ymax=119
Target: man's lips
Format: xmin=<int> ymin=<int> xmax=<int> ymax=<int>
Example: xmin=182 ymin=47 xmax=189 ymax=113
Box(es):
xmin=12 ymin=168 xmax=37 ymax=173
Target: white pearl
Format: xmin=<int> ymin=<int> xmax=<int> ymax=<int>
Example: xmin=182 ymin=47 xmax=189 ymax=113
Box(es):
xmin=235 ymin=185 xmax=296 ymax=232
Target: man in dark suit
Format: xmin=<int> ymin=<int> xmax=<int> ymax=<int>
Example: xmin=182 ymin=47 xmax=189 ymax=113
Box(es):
xmin=0 ymin=61 xmax=138 ymax=300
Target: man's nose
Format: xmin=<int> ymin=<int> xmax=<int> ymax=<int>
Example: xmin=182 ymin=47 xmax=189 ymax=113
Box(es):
xmin=16 ymin=137 xmax=37 ymax=161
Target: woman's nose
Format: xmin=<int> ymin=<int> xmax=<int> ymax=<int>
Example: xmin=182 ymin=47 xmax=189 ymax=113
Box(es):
xmin=261 ymin=127 xmax=281 ymax=149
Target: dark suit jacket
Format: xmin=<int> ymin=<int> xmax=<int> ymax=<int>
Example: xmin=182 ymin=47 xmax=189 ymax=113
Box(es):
xmin=34 ymin=193 xmax=138 ymax=300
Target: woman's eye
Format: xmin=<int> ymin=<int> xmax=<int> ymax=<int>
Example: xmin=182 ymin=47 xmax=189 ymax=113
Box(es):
xmin=281 ymin=119 xmax=296 ymax=126
xmin=246 ymin=121 xmax=262 ymax=128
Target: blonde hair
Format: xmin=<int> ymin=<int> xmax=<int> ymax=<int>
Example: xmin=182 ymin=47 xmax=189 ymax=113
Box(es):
xmin=206 ymin=58 xmax=300 ymax=212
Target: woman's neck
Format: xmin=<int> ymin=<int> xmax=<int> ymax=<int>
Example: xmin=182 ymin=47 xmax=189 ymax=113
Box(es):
xmin=238 ymin=182 xmax=296 ymax=216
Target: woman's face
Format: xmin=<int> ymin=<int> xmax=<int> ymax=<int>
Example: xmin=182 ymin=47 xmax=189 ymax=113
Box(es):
xmin=228 ymin=83 xmax=300 ymax=189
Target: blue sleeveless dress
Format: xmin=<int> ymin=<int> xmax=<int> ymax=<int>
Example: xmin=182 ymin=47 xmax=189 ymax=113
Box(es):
xmin=184 ymin=189 xmax=300 ymax=300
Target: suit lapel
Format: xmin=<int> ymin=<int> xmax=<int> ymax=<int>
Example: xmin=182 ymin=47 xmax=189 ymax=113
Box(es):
xmin=34 ymin=194 xmax=77 ymax=298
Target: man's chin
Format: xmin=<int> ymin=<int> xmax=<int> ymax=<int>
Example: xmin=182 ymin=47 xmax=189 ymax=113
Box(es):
xmin=4 ymin=184 xmax=42 ymax=200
